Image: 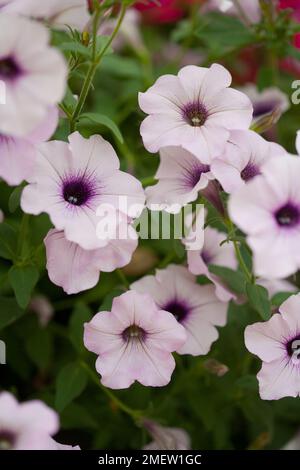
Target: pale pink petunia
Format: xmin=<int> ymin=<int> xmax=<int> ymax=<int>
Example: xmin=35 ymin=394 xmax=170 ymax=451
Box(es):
xmin=245 ymin=293 xmax=300 ymax=400
xmin=185 ymin=226 xmax=237 ymax=302
xmin=84 ymin=290 xmax=186 ymax=389
xmin=211 ymin=130 xmax=286 ymax=194
xmin=131 ymin=265 xmax=228 ymax=356
xmin=0 ymin=14 xmax=67 ymax=137
xmin=229 ymin=154 xmax=300 ymax=279
xmin=146 ymin=146 xmax=214 ymax=212
xmin=139 ymin=64 xmax=253 ymax=160
xmin=21 ymin=132 xmax=145 ymax=250
xmin=44 ymin=227 xmax=138 ymax=295
xmin=0 ymin=391 xmax=58 ymax=450
xmin=1 ymin=0 xmax=90 ymax=31
xmin=241 ymin=84 xmax=290 ymax=122
xmin=142 ymin=420 xmax=191 ymax=450
xmin=0 ymin=107 xmax=58 ymax=186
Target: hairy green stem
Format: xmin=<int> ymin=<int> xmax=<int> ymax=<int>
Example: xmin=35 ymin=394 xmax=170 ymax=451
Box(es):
xmin=70 ymin=4 xmax=127 ymax=132
xmin=225 ymin=218 xmax=253 ymax=283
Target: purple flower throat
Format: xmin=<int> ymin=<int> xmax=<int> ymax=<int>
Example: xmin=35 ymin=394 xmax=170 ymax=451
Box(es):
xmin=62 ymin=173 xmax=99 ymax=207
xmin=183 ymin=101 xmax=208 ymax=127
xmin=275 ymin=203 xmax=300 ymax=228
xmin=0 ymin=56 xmax=21 ymax=80
xmin=163 ymin=299 xmax=190 ymax=322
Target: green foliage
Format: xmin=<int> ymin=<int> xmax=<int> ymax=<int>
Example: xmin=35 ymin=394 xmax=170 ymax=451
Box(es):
xmin=55 ymin=362 xmax=88 ymax=412
xmin=246 ymin=284 xmax=271 ymax=320
xmin=8 ymin=265 xmax=39 ymax=309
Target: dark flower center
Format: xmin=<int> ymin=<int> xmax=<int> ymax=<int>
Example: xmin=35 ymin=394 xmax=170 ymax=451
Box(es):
xmin=186 ymin=164 xmax=210 ymax=188
xmin=241 ymin=163 xmax=260 ymax=181
xmin=62 ymin=176 xmax=96 ymax=207
xmin=122 ymin=324 xmax=146 ymax=342
xmin=0 ymin=431 xmax=15 ymax=450
xmin=163 ymin=299 xmax=190 ymax=322
xmin=286 ymin=335 xmax=300 ymax=358
xmin=0 ymin=57 xmax=21 ymax=80
xmin=275 ymin=203 xmax=300 ymax=228
xmin=183 ymin=102 xmax=208 ymax=127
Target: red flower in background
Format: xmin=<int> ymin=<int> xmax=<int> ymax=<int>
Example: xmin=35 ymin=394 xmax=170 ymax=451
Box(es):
xmin=134 ymin=0 xmax=201 ymax=24
xmin=278 ymin=0 xmax=300 ymax=76
xmin=279 ymin=0 xmax=300 ymax=47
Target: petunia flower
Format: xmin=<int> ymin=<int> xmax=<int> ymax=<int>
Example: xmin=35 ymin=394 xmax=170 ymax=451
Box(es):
xmin=84 ymin=290 xmax=186 ymax=389
xmin=241 ymin=84 xmax=290 ymax=123
xmin=142 ymin=419 xmax=191 ymax=450
xmin=0 ymin=14 xmax=67 ymax=137
xmin=245 ymin=293 xmax=300 ymax=400
xmin=0 ymin=391 xmax=59 ymax=450
xmin=185 ymin=226 xmax=237 ymax=302
xmin=138 ymin=64 xmax=253 ymax=160
xmin=228 ymin=153 xmax=300 ymax=279
xmin=44 ymin=227 xmax=138 ymax=295
xmin=146 ymin=146 xmax=214 ymax=212
xmin=131 ymin=265 xmax=228 ymax=356
xmin=21 ymin=132 xmax=145 ymax=250
xmin=1 ymin=0 xmax=90 ymax=31
xmin=211 ymin=130 xmax=286 ymax=194
xmin=0 ymin=107 xmax=58 ymax=186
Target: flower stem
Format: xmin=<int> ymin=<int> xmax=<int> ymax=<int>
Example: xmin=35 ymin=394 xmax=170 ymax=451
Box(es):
xmin=70 ymin=4 xmax=127 ymax=132
xmin=80 ymin=360 xmax=142 ymax=420
xmin=225 ymin=218 xmax=253 ymax=283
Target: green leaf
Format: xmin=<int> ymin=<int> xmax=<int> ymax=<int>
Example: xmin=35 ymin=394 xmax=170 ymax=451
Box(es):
xmin=99 ymin=288 xmax=124 ymax=312
xmin=25 ymin=326 xmax=52 ymax=370
xmin=271 ymin=291 xmax=294 ymax=307
xmin=208 ymin=265 xmax=246 ymax=294
xmin=246 ymin=283 xmax=271 ymax=320
xmin=80 ymin=112 xmax=124 ymax=143
xmin=95 ymin=35 xmax=114 ymax=56
xmin=257 ymin=67 xmax=275 ymax=91
xmin=8 ymin=185 xmax=24 ymax=213
xmin=55 ymin=362 xmax=88 ymax=412
xmin=60 ymin=41 xmax=91 ymax=58
xmin=9 ymin=265 xmax=39 ymax=309
xmin=196 ymin=13 xmax=255 ymax=51
xmin=101 ymin=55 xmax=142 ymax=78
xmin=0 ymin=296 xmax=25 ymax=330
xmin=60 ymin=402 xmax=99 ymax=430
xmin=69 ymin=302 xmax=92 ymax=353
xmin=0 ymin=223 xmax=18 ymax=260
xmin=236 ymin=375 xmax=258 ymax=392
